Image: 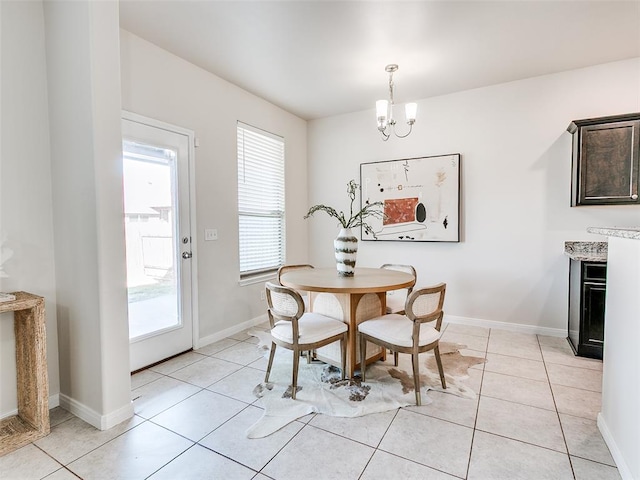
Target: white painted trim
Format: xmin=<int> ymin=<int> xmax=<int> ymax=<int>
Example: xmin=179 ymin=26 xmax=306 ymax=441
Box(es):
xmin=444 ymin=314 xmax=566 ymax=337
xmin=59 ymin=393 xmax=134 ymax=431
xmin=121 ymin=110 xmax=199 ymax=359
xmin=598 ymin=413 xmax=632 ymax=480
xmin=196 ymin=313 xmax=268 ymax=349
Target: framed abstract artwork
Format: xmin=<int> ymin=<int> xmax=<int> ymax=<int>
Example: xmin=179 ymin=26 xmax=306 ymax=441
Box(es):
xmin=360 ymin=154 xmax=461 ymax=242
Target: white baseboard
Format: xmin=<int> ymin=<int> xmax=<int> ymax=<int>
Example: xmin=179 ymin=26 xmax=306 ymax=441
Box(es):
xmin=597 ymin=413 xmax=633 ymax=480
xmin=444 ymin=314 xmax=566 ymax=337
xmin=59 ymin=393 xmax=134 ymax=431
xmin=196 ymin=313 xmax=269 ymax=349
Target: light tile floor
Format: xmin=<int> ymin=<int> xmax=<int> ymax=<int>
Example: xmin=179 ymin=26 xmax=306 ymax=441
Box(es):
xmin=1 ymin=323 xmax=620 ymax=480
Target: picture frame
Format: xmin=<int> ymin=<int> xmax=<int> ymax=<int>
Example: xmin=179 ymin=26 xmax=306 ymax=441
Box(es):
xmin=360 ymin=154 xmax=461 ymax=242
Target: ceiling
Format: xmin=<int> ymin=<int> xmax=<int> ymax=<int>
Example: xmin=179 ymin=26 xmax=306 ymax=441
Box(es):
xmin=119 ymin=1 xmax=640 ymax=121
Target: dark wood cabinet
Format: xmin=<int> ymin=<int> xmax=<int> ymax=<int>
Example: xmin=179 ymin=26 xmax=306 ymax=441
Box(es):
xmin=568 ymin=113 xmax=640 ymax=206
xmin=568 ymin=260 xmax=606 ymax=359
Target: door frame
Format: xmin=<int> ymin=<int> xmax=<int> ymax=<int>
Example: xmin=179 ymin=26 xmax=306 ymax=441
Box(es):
xmin=122 ymin=110 xmax=200 ymax=355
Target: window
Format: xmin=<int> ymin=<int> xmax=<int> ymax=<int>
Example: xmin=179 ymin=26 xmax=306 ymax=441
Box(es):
xmin=237 ymin=122 xmax=285 ymax=278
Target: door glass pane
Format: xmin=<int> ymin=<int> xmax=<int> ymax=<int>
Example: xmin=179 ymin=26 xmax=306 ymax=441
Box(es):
xmin=123 ymin=140 xmax=180 ymax=340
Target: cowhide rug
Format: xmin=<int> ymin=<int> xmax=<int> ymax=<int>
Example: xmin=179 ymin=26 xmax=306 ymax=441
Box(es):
xmin=246 ymin=329 xmax=485 ymax=438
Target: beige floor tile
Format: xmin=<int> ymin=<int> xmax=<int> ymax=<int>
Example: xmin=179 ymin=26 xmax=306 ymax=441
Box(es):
xmin=546 ymin=363 xmax=603 ymax=392
xmin=379 ymin=409 xmax=473 ymax=478
xmin=540 ymin=342 xmax=603 ymax=371
xmin=405 ymin=389 xmax=479 ymax=428
xmin=248 ymin=355 xmax=269 ymax=372
xmin=194 ymin=338 xmax=241 ymax=356
xmin=487 ymin=335 xmax=543 ymax=361
xmin=442 ymin=322 xmax=490 ymax=338
xmin=34 ymin=415 xmax=143 ymax=465
xmin=0 ymin=444 xmax=62 ymax=480
xmin=490 ymin=329 xmax=540 ymax=345
xmin=560 ymin=414 xmax=615 ymax=466
xmin=440 ymin=331 xmax=489 ymax=352
xmin=571 ymin=456 xmax=622 ymax=480
xmin=199 ymin=405 xmax=303 ymax=471
xmin=229 ymin=328 xmax=262 ymax=342
xmin=360 ymin=450 xmax=458 ymax=479
xmin=309 ymin=409 xmax=396 ymax=447
xmin=485 ymin=352 xmax=548 ymax=381
xmin=552 ymin=384 xmax=602 ymax=420
xmin=130 ymin=368 xmax=163 ymax=390
xmin=481 ymin=371 xmax=555 ymax=410
xmin=48 ymin=406 xmax=75 ymax=427
xmin=169 ymin=356 xmax=243 ymax=388
xmin=149 ymin=351 xmax=208 ymax=375
xmin=148 ymin=444 xmax=256 ymax=479
xmin=132 ymin=376 xmax=200 ymax=419
xmin=42 ymin=468 xmax=81 ymax=480
xmin=212 ymin=341 xmax=265 ymax=366
xmin=66 ymin=422 xmax=192 ymax=480
xmin=262 ymin=425 xmax=374 ymax=480
xmin=151 ymin=390 xmax=247 ymax=441
xmin=476 ymin=396 xmax=566 ymax=452
xmin=468 ymin=431 xmax=574 ymax=479
xmin=207 ymin=366 xmax=267 ymax=404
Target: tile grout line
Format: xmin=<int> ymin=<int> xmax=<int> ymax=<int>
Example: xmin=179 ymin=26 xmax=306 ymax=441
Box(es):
xmin=537 ymin=334 xmax=577 ymax=480
xmin=464 ymin=325 xmax=491 ymax=479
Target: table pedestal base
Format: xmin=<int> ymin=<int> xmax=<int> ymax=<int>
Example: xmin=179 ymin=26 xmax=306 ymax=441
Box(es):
xmin=310 ymin=291 xmax=386 ymax=377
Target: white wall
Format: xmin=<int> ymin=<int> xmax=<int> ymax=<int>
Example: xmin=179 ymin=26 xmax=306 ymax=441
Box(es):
xmin=308 ymin=58 xmax=640 ymax=333
xmin=119 ymin=31 xmax=308 ymax=343
xmin=44 ymin=0 xmax=132 ymax=428
xmin=0 ymin=1 xmax=60 ymax=418
xmin=599 ymin=235 xmax=640 ymax=480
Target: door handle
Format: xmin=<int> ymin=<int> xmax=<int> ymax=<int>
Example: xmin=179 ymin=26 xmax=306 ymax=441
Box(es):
xmin=182 ymin=251 xmax=192 ymax=259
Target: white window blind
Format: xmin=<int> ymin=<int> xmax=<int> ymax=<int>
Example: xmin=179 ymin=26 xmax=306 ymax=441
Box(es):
xmin=237 ymin=122 xmax=285 ymax=278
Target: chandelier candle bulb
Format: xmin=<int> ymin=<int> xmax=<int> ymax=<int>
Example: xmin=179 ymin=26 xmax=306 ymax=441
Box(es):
xmin=376 ymin=100 xmax=388 ymax=126
xmin=405 ymin=103 xmax=417 ymax=124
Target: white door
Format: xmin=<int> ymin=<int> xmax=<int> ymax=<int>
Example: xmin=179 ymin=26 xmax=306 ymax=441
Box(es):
xmin=122 ymin=112 xmax=195 ymax=371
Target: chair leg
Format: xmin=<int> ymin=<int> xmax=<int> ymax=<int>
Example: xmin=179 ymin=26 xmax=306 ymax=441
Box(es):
xmin=340 ymin=334 xmax=347 ymax=380
xmin=291 ymin=347 xmax=300 ymax=400
xmin=393 ymin=351 xmax=399 ymax=366
xmin=359 ymin=333 xmax=367 ymax=381
xmin=306 ymin=350 xmax=312 ymax=364
xmin=412 ymin=352 xmax=421 ymax=406
xmin=434 ymin=344 xmax=447 ymax=390
xmin=265 ymin=342 xmax=276 ymax=382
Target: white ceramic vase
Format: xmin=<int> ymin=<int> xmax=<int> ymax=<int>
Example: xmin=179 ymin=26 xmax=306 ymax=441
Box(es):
xmin=334 ymin=227 xmax=358 ymax=276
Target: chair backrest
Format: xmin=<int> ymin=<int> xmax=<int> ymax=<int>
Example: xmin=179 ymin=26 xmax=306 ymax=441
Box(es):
xmin=406 ymin=283 xmax=446 ymax=330
xmin=276 ymin=264 xmax=314 ymax=285
xmin=265 ymin=281 xmax=305 ymax=329
xmin=380 ymin=264 xmax=417 ymax=293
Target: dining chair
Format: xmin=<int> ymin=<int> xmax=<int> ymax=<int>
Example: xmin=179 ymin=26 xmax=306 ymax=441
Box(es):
xmin=380 ymin=264 xmax=417 ymax=315
xmin=358 ymin=283 xmax=446 ymax=406
xmin=277 ymin=264 xmax=315 ymax=362
xmin=264 ymin=281 xmax=348 ymax=400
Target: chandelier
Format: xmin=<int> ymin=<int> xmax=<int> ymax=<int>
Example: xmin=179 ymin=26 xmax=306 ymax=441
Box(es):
xmin=376 ymin=64 xmax=417 ymax=141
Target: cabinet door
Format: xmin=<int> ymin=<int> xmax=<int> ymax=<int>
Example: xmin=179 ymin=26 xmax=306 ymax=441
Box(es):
xmin=581 ymin=282 xmax=606 ymax=359
xmin=576 ymin=120 xmax=640 ymax=205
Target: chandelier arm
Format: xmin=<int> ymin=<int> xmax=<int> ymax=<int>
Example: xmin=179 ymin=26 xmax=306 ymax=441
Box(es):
xmin=392 ymin=123 xmax=413 ymax=139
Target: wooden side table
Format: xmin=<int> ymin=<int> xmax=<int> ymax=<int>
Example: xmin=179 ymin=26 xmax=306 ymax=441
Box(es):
xmin=0 ymin=292 xmax=49 ymax=456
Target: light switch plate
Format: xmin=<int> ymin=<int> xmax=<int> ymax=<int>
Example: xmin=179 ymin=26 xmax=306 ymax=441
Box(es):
xmin=205 ymin=229 xmax=218 ymax=241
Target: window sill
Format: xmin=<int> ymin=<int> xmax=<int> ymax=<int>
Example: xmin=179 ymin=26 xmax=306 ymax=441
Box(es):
xmin=238 ymin=272 xmax=277 ymax=287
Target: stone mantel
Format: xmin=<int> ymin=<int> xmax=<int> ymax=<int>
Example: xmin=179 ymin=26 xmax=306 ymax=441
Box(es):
xmin=587 ymin=226 xmax=640 ymax=240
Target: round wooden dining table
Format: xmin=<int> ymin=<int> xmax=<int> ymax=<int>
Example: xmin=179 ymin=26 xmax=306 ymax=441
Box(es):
xmin=279 ymin=267 xmax=415 ymax=377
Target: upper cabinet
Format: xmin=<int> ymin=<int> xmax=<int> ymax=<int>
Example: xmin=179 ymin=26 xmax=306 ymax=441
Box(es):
xmin=568 ymin=113 xmax=640 ymax=206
